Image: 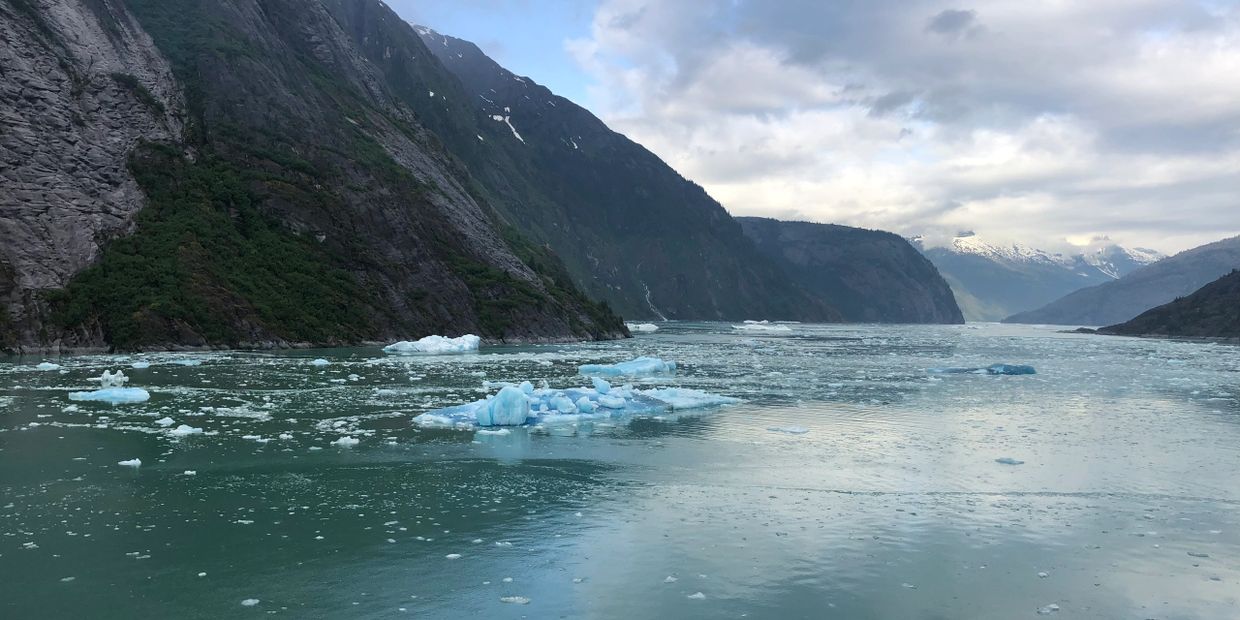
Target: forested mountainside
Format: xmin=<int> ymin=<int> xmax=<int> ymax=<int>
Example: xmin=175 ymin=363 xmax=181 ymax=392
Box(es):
xmin=1099 ymin=270 xmax=1240 ymax=340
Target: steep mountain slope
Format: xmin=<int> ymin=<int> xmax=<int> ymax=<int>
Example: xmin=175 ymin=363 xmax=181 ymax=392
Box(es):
xmin=738 ymin=218 xmax=963 ymax=324
xmin=1099 ymin=270 xmax=1240 ymax=339
xmin=317 ymin=12 xmax=837 ymax=322
xmin=917 ymin=232 xmax=1163 ymax=321
xmin=1 ymin=0 xmax=624 ymax=352
xmin=1005 ymin=236 xmax=1240 ymax=326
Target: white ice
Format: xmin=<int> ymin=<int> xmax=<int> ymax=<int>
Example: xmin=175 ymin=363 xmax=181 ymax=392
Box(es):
xmin=626 ymin=323 xmax=659 ymax=333
xmin=383 ymin=334 xmax=481 ymax=355
xmin=69 ymin=371 xmax=150 ymax=404
xmin=118 ymin=458 xmax=141 ymax=467
xmin=35 ymin=362 xmax=61 ymax=371
xmin=169 ymin=424 xmax=203 ymax=437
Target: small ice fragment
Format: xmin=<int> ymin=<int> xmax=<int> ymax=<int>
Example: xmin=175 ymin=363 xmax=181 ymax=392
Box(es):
xmin=36 ymin=362 xmax=61 ymax=371
xmin=310 ymin=359 xmax=330 ymax=366
xmin=333 ymin=437 xmax=360 ymax=447
xmin=1037 ymin=571 xmax=1049 ymax=578
xmin=592 ymin=377 xmax=611 ymax=394
xmin=184 ymin=470 xmax=197 ymax=476
xmin=240 ymin=598 xmax=260 ymax=607
xmin=732 ymin=322 xmax=791 ymax=332
xmin=155 ymin=417 xmax=176 ymax=427
xmin=502 ymin=577 xmax=513 ymax=582
xmin=131 ymin=361 xmax=151 ymax=369
xmin=60 ymin=576 xmax=75 ymax=582
xmin=383 ymin=335 xmax=480 ymax=355
xmin=575 ymin=396 xmax=597 ymax=413
xmin=995 ymin=457 xmax=1025 ymax=465
xmin=169 ymin=424 xmax=203 ymax=437
xmin=597 ymin=395 xmax=626 ymax=409
xmin=278 ymin=433 xmax=293 ymax=440
xmin=499 ymin=596 xmax=529 ymax=605
xmin=519 ymin=381 xmax=534 ymax=395
xmin=1037 ymin=603 xmax=1060 ymax=615
xmin=197 ymin=572 xmax=206 ymax=577
xmin=767 ymin=426 xmax=809 ymax=435
xmin=118 ymin=458 xmax=141 ymax=467
xmin=901 ymin=583 xmax=917 ymax=589
xmin=687 ymin=592 xmax=706 ymax=600
xmin=663 ymin=576 xmax=678 ymax=583
xmin=626 ymin=323 xmax=659 ymax=333
xmin=445 ymin=553 xmax=462 ymax=560
xmin=475 ymin=428 xmax=511 ymax=436
xmin=1188 ymin=551 xmax=1209 ymax=558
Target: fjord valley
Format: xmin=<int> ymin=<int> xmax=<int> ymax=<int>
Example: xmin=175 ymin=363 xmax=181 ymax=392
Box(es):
xmin=3 ymin=1 xmax=1240 ymax=619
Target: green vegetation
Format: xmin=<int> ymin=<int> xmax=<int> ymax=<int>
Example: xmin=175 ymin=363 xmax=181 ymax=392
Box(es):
xmin=108 ymin=72 xmax=165 ymax=115
xmin=48 ymin=143 xmax=375 ymax=349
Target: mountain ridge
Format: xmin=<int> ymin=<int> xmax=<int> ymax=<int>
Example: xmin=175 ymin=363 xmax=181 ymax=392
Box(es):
xmin=1098 ymin=269 xmax=1240 ymax=340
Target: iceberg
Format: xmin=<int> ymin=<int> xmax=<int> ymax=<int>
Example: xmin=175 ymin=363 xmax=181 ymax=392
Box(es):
xmin=383 ymin=334 xmax=481 ymax=355
xmin=578 ymin=357 xmax=676 ymax=378
xmin=414 ymin=380 xmax=739 ymax=428
xmin=169 ymin=424 xmax=203 ymax=437
xmin=69 ymin=370 xmax=151 ymax=404
xmin=131 ymin=361 xmax=151 ymax=369
xmin=927 ymin=364 xmax=1037 ymax=376
xmin=35 ymin=362 xmax=61 ymax=371
xmin=626 ymin=323 xmax=659 ymax=333
xmin=310 ymin=358 xmax=330 ymax=366
xmin=732 ymin=321 xmax=792 ymax=333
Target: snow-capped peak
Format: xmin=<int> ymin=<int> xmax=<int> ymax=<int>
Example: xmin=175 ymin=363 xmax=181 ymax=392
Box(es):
xmin=948 ymin=232 xmax=1072 ymax=267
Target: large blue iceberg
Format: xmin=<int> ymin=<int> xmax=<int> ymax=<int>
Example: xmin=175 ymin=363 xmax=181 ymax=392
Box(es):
xmin=414 ymin=378 xmax=738 ymax=428
xmin=578 ymin=357 xmax=676 ymax=377
xmin=927 ymin=364 xmax=1036 ymax=376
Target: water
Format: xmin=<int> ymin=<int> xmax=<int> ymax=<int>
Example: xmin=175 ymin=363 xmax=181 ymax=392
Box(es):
xmin=2 ymin=323 xmax=1238 ymax=618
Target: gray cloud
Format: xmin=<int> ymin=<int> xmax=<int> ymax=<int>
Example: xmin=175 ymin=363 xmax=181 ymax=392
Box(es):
xmin=570 ymin=0 xmax=1240 ymax=252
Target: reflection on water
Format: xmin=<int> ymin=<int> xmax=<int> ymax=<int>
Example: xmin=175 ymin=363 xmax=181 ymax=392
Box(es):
xmin=1 ymin=323 xmax=1238 ymax=618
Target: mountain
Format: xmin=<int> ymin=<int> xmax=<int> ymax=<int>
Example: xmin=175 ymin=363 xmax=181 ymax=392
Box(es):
xmin=1099 ymin=270 xmax=1240 ymax=339
xmin=0 ymin=0 xmax=626 ymax=352
xmin=738 ymin=218 xmax=963 ymax=324
xmin=916 ymin=232 xmax=1164 ymax=321
xmin=377 ymin=21 xmax=838 ymax=322
xmin=1005 ymin=236 xmax=1240 ymax=326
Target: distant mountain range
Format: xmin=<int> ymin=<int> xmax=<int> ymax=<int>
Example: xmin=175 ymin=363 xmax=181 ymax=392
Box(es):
xmin=914 ymin=232 xmax=1164 ymax=321
xmin=1099 ymin=269 xmax=1240 ymax=339
xmin=740 ymin=218 xmax=962 ymax=324
xmin=1005 ymin=235 xmax=1240 ymax=327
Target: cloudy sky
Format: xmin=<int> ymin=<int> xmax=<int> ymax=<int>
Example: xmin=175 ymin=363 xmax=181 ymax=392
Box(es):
xmin=392 ymin=0 xmax=1240 ymax=253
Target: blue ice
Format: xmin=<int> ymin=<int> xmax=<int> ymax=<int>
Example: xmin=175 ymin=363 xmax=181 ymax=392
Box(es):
xmin=578 ymin=357 xmax=676 ymax=377
xmin=927 ymin=364 xmax=1036 ymax=376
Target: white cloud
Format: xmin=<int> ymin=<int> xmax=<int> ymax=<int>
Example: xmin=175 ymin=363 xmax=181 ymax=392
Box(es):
xmin=571 ymin=0 xmax=1240 ymax=252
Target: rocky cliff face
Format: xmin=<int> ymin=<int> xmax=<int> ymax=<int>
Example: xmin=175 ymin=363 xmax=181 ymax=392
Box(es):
xmin=738 ymin=218 xmax=963 ymax=324
xmin=0 ymin=0 xmax=625 ymax=352
xmin=0 ymin=0 xmax=184 ymax=346
xmin=323 ymin=13 xmax=839 ymax=322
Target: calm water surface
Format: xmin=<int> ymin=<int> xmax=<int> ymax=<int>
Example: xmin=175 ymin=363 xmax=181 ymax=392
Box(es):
xmin=2 ymin=323 xmax=1238 ymax=618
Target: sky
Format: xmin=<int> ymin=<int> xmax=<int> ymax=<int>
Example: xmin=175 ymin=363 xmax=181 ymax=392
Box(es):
xmin=386 ymin=0 xmax=1240 ymax=254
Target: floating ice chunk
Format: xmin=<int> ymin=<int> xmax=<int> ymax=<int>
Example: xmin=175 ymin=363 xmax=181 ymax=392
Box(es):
xmin=576 ymin=397 xmax=597 ymax=413
xmin=592 ymin=377 xmax=611 ymax=394
xmin=687 ymin=592 xmax=706 ymax=600
xmin=333 ymin=436 xmax=360 ymax=447
xmin=499 ymin=596 xmax=529 ymax=604
xmin=927 ymin=364 xmax=1036 ymax=376
xmin=118 ymin=458 xmax=141 ymax=467
xmin=579 ymin=357 xmax=676 ymax=377
xmin=476 ymin=428 xmax=511 ymax=436
xmin=184 ymin=470 xmax=197 ymax=476
xmin=240 ymin=598 xmax=260 ymax=607
xmin=1037 ymin=571 xmax=1049 ymax=578
xmin=445 ymin=553 xmax=462 ymax=560
xmin=637 ymin=388 xmax=740 ymax=410
xmin=1037 ymin=603 xmax=1060 ymax=615
xmin=70 ymin=371 xmax=151 ymax=404
xmin=626 ymin=323 xmax=659 ymax=333
xmin=175 ymin=359 xmax=203 ymax=367
xmin=155 ymin=417 xmax=176 ymax=427
xmin=995 ymin=457 xmax=1025 ymax=465
xmin=310 ymin=359 xmax=330 ymax=366
xmin=519 ymin=381 xmax=535 ymax=395
xmin=768 ymin=426 xmax=809 ymax=435
xmin=384 ymin=335 xmax=481 ymax=355
xmin=733 ymin=322 xmax=791 ymax=333
xmin=550 ymin=394 xmax=577 ymax=413
xmin=663 ymin=576 xmax=678 ymax=583
xmin=36 ymin=362 xmax=61 ymax=371
xmin=597 ymin=395 xmax=626 ymax=409
xmin=169 ymin=424 xmax=203 ymax=437
xmin=131 ymin=361 xmax=151 ymax=369
xmin=477 ymin=386 xmax=531 ymax=427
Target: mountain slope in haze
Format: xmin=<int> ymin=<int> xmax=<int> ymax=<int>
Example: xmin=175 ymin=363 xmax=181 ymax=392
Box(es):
xmin=1005 ymin=236 xmax=1240 ymax=326
xmin=1 ymin=0 xmax=625 ymax=352
xmin=917 ymin=232 xmax=1164 ymax=321
xmin=738 ymin=218 xmax=963 ymax=324
xmin=320 ymin=14 xmax=837 ymax=322
xmin=1099 ymin=270 xmax=1240 ymax=339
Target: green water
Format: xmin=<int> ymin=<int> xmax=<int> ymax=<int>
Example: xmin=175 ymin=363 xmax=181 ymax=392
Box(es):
xmin=2 ymin=323 xmax=1238 ymax=618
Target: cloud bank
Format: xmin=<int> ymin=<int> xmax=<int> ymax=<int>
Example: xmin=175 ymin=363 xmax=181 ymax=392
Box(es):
xmin=569 ymin=0 xmax=1240 ymax=252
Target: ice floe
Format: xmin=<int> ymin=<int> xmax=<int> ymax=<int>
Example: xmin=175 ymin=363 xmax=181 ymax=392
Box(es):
xmin=310 ymin=358 xmax=330 ymax=366
xmin=35 ymin=362 xmax=61 ymax=371
xmin=995 ymin=457 xmax=1025 ymax=465
xmin=415 ymin=379 xmax=739 ymax=428
xmin=69 ymin=371 xmax=151 ymax=404
xmin=383 ymin=335 xmax=481 ymax=355
xmin=117 ymin=458 xmax=141 ymax=467
xmin=333 ymin=436 xmax=360 ymax=447
xmin=733 ymin=320 xmax=791 ymax=333
xmin=626 ymin=323 xmax=659 ymax=333
xmin=578 ymin=357 xmax=676 ymax=378
xmin=927 ymin=364 xmax=1037 ymax=376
